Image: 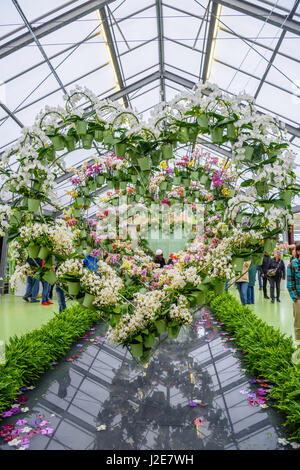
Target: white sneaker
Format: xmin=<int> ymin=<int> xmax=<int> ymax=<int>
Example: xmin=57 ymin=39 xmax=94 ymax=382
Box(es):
xmin=291 ymin=349 xmax=300 ymax=365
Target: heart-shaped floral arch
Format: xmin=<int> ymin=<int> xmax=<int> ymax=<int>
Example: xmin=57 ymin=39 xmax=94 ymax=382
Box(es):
xmin=0 ymin=82 xmax=298 ymax=363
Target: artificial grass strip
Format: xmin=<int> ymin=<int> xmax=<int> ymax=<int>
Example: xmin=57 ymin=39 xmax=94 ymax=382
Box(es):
xmin=0 ymin=303 xmax=100 ymax=416
xmin=208 ymin=292 xmax=300 ymax=439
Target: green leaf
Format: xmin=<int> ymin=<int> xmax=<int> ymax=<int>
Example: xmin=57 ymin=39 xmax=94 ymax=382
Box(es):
xmin=155 ymin=319 xmax=167 ymax=335
xmin=144 ymin=333 xmax=155 ymax=348
xmin=131 ymin=343 xmax=143 ymax=358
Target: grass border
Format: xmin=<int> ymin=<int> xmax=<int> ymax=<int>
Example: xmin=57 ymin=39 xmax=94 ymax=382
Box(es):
xmin=208 ymin=292 xmax=300 ymax=439
xmin=0 ymin=303 xmax=100 ymax=416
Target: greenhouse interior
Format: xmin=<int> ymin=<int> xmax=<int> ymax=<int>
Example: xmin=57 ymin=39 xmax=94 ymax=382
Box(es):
xmin=0 ymin=0 xmax=300 ymax=454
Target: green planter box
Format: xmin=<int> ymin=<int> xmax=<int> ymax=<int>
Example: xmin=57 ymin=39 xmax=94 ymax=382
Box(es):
xmin=191 ymin=171 xmax=199 ymax=180
xmin=197 ymin=114 xmax=208 ymax=130
xmin=173 ymin=176 xmax=182 ymax=185
xmin=114 ymin=142 xmax=126 ymax=157
xmin=131 ymin=175 xmax=138 ymax=184
xmin=139 ymin=156 xmax=151 ymax=171
xmin=28 ymin=198 xmax=40 ymax=213
xmin=67 ymin=281 xmax=81 ymax=296
xmin=75 ymin=197 xmax=84 ymax=208
xmin=96 ymin=174 xmax=105 ymax=186
xmin=120 ymin=181 xmax=128 ymax=190
xmin=252 ymin=253 xmax=264 ymax=265
xmin=178 ymin=127 xmax=189 ymax=143
xmin=75 ymin=121 xmax=88 ymax=136
xmin=210 ymin=127 xmax=223 ymax=144
xmin=50 ymin=135 xmax=65 ymax=151
xmin=227 ymin=122 xmax=236 ymax=139
xmin=160 ymin=181 xmax=168 ymax=191
xmin=232 ymin=257 xmax=245 ymax=272
xmin=82 ymin=292 xmax=95 ymax=308
xmin=9 ymin=211 xmax=22 ymax=225
xmin=82 ymin=133 xmax=93 ymax=149
xmin=45 ymin=147 xmax=56 ymax=162
xmin=264 ymin=238 xmax=276 ymax=254
xmin=161 ymin=144 xmax=173 ymax=160
xmin=94 ymin=129 xmax=103 ymax=142
xmin=65 ymin=135 xmax=76 ymax=152
xmin=43 ymin=270 xmax=57 ymax=285
xmin=32 ymin=181 xmax=42 ymax=191
xmin=244 ymin=146 xmax=254 ymax=161
xmin=38 ymin=246 xmax=50 ymax=260
xmin=27 ymin=244 xmax=40 ymax=258
xmin=255 ymin=181 xmax=269 ymax=197
xmin=151 ymin=150 xmax=161 ymax=166
xmin=107 ymin=180 xmax=114 ymax=189
xmin=200 ymin=175 xmax=208 ymax=185
xmin=103 ymin=130 xmax=114 ymax=144
xmin=73 ymin=208 xmax=81 ymax=218
xmin=183 ymin=178 xmax=190 ymax=188
xmin=82 ymin=187 xmax=90 ymax=196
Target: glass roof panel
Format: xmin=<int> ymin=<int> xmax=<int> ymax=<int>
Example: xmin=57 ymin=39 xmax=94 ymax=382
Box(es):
xmin=164 ymin=39 xmax=203 ymax=78
xmin=17 ymin=0 xmax=84 ymax=22
xmin=120 ymin=39 xmax=157 ymax=80
xmin=0 ymin=0 xmax=26 ymax=40
xmin=0 ymin=117 xmax=22 ymax=149
xmin=255 ymin=82 xmax=300 ymax=123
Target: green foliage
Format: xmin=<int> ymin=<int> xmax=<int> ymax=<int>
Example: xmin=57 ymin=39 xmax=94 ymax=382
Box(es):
xmin=208 ymin=292 xmax=300 ymax=439
xmin=0 ymin=303 xmax=100 ymax=416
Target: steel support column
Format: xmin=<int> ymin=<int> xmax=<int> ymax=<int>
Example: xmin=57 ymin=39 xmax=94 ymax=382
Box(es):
xmin=156 ymin=0 xmax=166 ymax=102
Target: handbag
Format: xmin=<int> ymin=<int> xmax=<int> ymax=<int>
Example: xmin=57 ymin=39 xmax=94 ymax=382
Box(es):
xmin=267 ymin=268 xmax=277 ymax=277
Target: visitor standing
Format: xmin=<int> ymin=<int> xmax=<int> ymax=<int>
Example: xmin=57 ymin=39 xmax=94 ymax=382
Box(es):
xmin=247 ymin=262 xmax=257 ymax=304
xmin=22 ymin=256 xmax=41 ymax=303
xmin=154 ymin=249 xmax=166 ymax=268
xmin=236 ymin=260 xmax=251 ymax=306
xmin=287 ymin=243 xmax=300 ymax=364
xmin=257 ymin=269 xmax=263 ymax=290
xmin=259 ymin=252 xmax=271 ymax=299
xmin=41 ymin=259 xmax=53 ymax=306
xmin=267 ymin=251 xmax=285 ymax=303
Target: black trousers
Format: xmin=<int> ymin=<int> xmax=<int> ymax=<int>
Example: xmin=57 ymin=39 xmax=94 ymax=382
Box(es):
xmin=269 ymin=277 xmax=281 ymax=301
xmin=262 ymin=275 xmax=269 ymax=297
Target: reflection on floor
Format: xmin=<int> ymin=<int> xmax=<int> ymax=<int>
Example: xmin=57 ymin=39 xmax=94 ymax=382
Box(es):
xmin=231 ymin=285 xmax=295 ymax=342
xmin=0 ymin=308 xmax=294 ymax=450
xmin=0 ymin=294 xmax=60 ymax=343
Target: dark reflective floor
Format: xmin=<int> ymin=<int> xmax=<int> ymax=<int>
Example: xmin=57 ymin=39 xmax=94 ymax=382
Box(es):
xmin=0 ymin=307 xmax=297 ymax=450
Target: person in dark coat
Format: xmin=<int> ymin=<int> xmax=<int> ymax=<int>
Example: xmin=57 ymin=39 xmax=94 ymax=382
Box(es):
xmin=153 ymin=249 xmax=166 ymax=268
xmin=267 ymin=251 xmax=286 ymax=303
xmin=23 ymin=257 xmax=42 ymax=303
xmin=259 ymin=252 xmax=271 ymax=299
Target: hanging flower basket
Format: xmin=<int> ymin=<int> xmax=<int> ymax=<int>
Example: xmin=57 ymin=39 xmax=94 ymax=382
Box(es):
xmin=252 ymin=253 xmax=264 ymax=265
xmin=131 ymin=174 xmax=138 ymax=184
xmin=114 ymin=142 xmax=126 ymax=157
xmin=139 ymin=156 xmax=151 ymax=171
xmin=28 ymin=198 xmax=40 ymax=213
xmin=82 ymin=187 xmax=90 ymax=196
xmin=161 ymin=144 xmax=173 ymax=160
xmin=38 ymin=246 xmax=50 ymax=260
xmin=82 ymin=292 xmax=95 ymax=308
xmin=96 ymin=174 xmax=105 ymax=186
xmin=67 ymin=281 xmax=81 ymax=296
xmin=103 ymin=130 xmax=115 ymax=144
xmin=264 ymin=238 xmax=276 ymax=253
xmin=81 ymin=133 xmax=93 ymax=149
xmin=183 ymin=178 xmax=190 ymax=188
xmin=43 ymin=270 xmax=57 ymax=285
xmin=75 ymin=121 xmax=88 ymax=136
xmin=107 ymin=180 xmax=114 ymax=189
xmin=50 ymin=135 xmax=65 ymax=151
xmin=232 ymin=257 xmax=245 ymax=272
xmin=160 ymin=181 xmax=168 ymax=191
xmin=81 ymin=229 xmax=87 ymax=238
xmin=27 ymin=243 xmax=40 ymax=258
xmin=191 ymin=171 xmax=199 ymax=180
xmin=65 ymin=135 xmax=76 ymax=152
xmin=89 ymin=181 xmax=96 ymax=191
